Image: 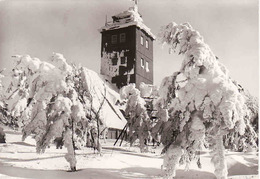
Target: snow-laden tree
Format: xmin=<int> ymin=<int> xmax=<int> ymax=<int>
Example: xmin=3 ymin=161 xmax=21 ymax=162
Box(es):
xmin=10 ymin=54 xmax=86 ymax=171
xmin=120 ymin=84 xmax=151 ymax=152
xmin=2 ymin=54 xmax=108 ymax=171
xmin=72 ymin=65 xmax=107 ymax=154
xmin=223 ymin=83 xmax=258 ymax=152
xmin=157 ymin=22 xmax=257 ymax=179
xmin=242 ymin=88 xmax=258 ymax=133
xmin=151 ymin=73 xmax=178 ymax=152
xmin=0 ymin=70 xmax=6 ymax=142
xmin=2 ymin=57 xmax=34 ymax=128
xmin=0 ymin=70 xmax=8 ymax=126
xmin=0 ymin=70 xmax=4 ymax=98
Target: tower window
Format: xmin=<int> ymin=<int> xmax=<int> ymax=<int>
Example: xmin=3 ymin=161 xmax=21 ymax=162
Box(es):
xmin=141 ymin=58 xmax=144 ymax=68
xmin=121 ymin=57 xmax=126 ymax=64
xmin=146 ymin=61 xmax=149 ymax=72
xmin=141 ymin=36 xmax=144 ymax=45
xmin=120 ymin=33 xmax=126 ymax=43
xmin=112 ymin=58 xmax=118 ymax=65
xmin=111 ymin=35 xmax=117 ymax=44
xmin=145 ymin=40 xmax=149 ymax=49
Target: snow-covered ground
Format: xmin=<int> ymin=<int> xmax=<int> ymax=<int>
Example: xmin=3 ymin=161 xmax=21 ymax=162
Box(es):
xmin=0 ymin=127 xmax=258 ymax=179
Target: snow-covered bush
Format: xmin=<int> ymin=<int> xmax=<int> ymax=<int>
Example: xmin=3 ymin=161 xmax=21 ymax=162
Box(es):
xmin=157 ymin=22 xmax=257 ymax=179
xmin=120 ymin=84 xmax=151 ymax=152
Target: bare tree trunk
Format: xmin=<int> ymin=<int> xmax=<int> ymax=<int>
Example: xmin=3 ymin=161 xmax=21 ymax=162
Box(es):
xmin=64 ymin=128 xmax=77 ymax=172
xmin=93 ymin=84 xmax=106 ymax=154
xmin=71 ymin=118 xmax=76 ymax=171
xmin=139 ymin=134 xmax=145 ymax=153
xmin=139 ymin=131 xmax=148 ymax=153
xmin=210 ymin=134 xmax=227 ymax=179
xmin=162 ymin=145 xmax=183 ymax=179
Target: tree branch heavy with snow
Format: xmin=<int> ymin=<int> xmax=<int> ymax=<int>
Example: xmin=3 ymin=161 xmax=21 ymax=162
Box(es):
xmin=157 ymin=22 xmax=257 ymax=179
xmin=1 ymin=54 xmax=111 ymax=171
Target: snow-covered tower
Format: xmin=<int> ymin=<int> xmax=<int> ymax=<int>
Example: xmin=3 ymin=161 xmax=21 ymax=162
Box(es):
xmin=99 ymin=3 xmax=155 ymax=90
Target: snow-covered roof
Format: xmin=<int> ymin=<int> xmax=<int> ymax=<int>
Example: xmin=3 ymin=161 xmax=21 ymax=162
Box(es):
xmin=99 ymin=6 xmax=156 ymax=40
xmin=81 ymin=68 xmax=127 ymax=130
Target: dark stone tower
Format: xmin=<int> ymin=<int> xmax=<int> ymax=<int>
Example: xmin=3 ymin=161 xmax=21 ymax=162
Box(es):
xmin=99 ymin=4 xmax=155 ymax=90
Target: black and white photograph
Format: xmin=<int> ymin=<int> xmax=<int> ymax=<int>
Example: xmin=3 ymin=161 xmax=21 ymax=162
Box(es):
xmin=0 ymin=0 xmax=258 ymax=178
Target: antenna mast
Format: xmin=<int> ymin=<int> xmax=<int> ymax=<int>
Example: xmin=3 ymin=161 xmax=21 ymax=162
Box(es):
xmin=133 ymin=0 xmax=138 ymax=12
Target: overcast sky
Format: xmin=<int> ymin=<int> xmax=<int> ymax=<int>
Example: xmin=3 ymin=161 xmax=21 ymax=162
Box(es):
xmin=0 ymin=0 xmax=258 ymax=97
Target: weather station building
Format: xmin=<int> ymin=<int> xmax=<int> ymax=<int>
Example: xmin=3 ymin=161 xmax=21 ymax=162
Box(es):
xmin=99 ymin=2 xmax=155 ymax=90
xmin=98 ymin=2 xmax=156 ymax=139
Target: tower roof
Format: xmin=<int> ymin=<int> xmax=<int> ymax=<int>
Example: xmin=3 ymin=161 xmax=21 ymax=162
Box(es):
xmin=99 ymin=6 xmax=156 ymax=40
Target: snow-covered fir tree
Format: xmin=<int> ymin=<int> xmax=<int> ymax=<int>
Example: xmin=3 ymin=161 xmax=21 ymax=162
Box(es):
xmin=0 ymin=70 xmax=8 ymax=126
xmin=157 ymin=22 xmax=257 ymax=179
xmin=1 ymin=53 xmax=109 ymax=171
xmin=2 ymin=56 xmax=35 ymax=128
xmin=151 ymin=72 xmax=178 ymax=152
xmin=120 ymin=84 xmax=151 ymax=152
xmin=223 ymin=83 xmax=258 ymax=152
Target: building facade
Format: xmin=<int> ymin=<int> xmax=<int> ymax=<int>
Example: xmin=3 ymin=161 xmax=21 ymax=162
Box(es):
xmin=99 ymin=5 xmax=155 ymax=90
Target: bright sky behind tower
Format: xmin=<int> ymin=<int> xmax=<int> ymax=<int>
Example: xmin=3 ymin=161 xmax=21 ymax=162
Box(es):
xmin=0 ymin=0 xmax=258 ymax=97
